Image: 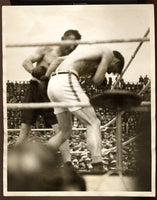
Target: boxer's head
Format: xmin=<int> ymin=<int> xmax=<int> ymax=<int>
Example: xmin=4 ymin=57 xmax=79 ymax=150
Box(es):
xmin=107 ymin=51 xmax=125 ymax=74
xmin=60 ymin=29 xmax=81 ymax=56
xmin=61 ymin=29 xmax=81 ymax=41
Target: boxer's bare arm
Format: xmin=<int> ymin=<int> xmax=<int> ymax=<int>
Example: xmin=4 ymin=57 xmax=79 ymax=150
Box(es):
xmin=45 ymin=56 xmax=67 ymax=77
xmin=22 ymin=53 xmax=43 ymax=74
xmin=92 ymin=55 xmax=109 ymax=86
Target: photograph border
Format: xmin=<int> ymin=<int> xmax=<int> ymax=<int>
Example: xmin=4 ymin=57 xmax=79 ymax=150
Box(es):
xmin=0 ymin=0 xmax=156 ymax=199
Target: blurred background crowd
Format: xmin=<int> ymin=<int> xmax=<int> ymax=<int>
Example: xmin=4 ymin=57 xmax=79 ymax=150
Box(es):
xmin=7 ymin=75 xmax=151 ymax=174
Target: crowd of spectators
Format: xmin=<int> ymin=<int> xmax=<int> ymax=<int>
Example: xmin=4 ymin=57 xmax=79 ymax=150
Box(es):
xmin=7 ymin=75 xmax=151 ymax=173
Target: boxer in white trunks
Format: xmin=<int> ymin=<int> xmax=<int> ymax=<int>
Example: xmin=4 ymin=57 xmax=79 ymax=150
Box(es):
xmin=45 ymin=44 xmax=124 ymax=174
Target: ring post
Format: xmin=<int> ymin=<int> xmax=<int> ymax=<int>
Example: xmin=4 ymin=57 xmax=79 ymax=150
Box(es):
xmin=90 ymin=90 xmax=142 ymax=176
xmin=116 ymin=108 xmax=123 ymax=174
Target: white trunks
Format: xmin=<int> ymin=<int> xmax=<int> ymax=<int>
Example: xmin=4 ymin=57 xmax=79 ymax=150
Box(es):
xmin=47 ymin=71 xmax=90 ymax=114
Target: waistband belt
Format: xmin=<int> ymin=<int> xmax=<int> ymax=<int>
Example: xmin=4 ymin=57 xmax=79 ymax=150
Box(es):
xmin=51 ymin=71 xmax=79 ymax=80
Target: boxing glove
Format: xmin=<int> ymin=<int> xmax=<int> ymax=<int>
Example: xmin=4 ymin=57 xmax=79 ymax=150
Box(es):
xmin=32 ymin=66 xmax=47 ymax=80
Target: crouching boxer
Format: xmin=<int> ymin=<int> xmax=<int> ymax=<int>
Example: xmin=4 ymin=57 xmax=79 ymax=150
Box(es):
xmin=45 ymin=44 xmax=124 ymax=174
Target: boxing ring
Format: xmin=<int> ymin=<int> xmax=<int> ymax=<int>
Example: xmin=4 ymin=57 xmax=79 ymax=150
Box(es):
xmin=7 ymin=91 xmax=151 ymax=174
xmin=5 ymin=28 xmax=152 ymax=190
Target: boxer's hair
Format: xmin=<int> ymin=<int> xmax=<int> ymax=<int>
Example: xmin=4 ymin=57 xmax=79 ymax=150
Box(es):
xmin=61 ymin=29 xmax=81 ymax=40
xmin=113 ymin=50 xmax=125 ymax=74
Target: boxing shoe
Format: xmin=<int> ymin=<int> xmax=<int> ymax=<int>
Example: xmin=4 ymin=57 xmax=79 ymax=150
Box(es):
xmin=63 ymin=161 xmax=77 ymax=172
xmin=79 ymin=162 xmax=106 ymax=175
xmin=64 ymin=161 xmax=73 ymax=168
xmin=90 ymin=162 xmax=106 ymax=175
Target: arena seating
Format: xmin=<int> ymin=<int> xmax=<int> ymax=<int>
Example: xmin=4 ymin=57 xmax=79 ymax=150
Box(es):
xmin=7 ymin=75 xmax=151 ymax=173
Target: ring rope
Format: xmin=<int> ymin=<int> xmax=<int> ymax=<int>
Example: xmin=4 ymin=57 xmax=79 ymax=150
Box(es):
xmin=111 ymin=28 xmax=150 ymax=90
xmin=7 ymin=101 xmax=150 ymax=109
xmin=7 ymin=102 xmax=90 ymax=109
xmin=8 ymin=127 xmax=116 ymax=132
xmin=6 ymin=37 xmax=149 ymax=48
xmin=101 ymin=134 xmax=139 ymax=156
xmin=70 ymin=134 xmax=139 ymax=155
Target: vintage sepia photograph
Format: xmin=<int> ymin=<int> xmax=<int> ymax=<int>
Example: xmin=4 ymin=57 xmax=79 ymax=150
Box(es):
xmin=2 ymin=5 xmax=155 ymax=196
